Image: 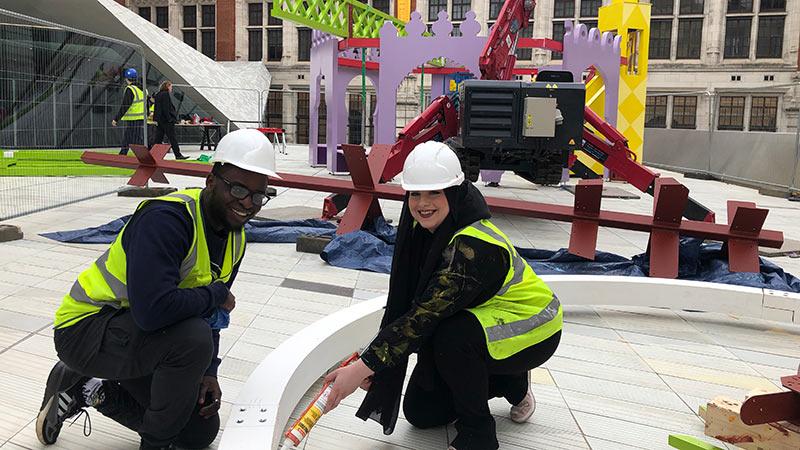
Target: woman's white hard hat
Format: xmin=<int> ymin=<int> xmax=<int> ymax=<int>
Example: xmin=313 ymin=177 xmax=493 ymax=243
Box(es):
xmin=401 ymin=141 xmax=465 ymax=191
xmin=210 ymin=129 xmax=281 ymax=178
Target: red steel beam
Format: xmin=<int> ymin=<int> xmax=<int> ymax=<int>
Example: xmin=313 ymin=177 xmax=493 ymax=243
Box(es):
xmin=81 ymin=150 xmax=784 ymax=252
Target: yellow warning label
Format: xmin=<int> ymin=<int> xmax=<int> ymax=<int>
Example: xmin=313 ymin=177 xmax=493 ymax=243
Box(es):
xmin=552 ymin=84 xmax=558 ymax=89
xmin=527 ymin=115 xmax=533 ymax=127
xmin=545 ymin=84 xmax=551 ymax=88
xmin=449 ymin=80 xmax=457 ymax=92
xmin=568 ymin=139 xmax=575 ymax=145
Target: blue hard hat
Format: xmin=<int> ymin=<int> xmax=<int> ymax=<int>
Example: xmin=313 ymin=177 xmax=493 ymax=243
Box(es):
xmin=123 ymin=68 xmax=138 ymax=80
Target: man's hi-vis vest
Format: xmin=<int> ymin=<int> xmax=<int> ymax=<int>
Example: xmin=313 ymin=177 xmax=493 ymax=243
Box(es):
xmin=54 ymin=189 xmax=246 ymax=329
xmin=453 ymin=219 xmax=563 ymax=360
xmin=121 ymin=85 xmax=145 ymax=121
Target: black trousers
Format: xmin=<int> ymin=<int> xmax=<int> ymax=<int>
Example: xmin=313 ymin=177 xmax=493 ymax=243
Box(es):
xmin=403 ymin=311 xmax=561 ymax=450
xmin=119 ymin=120 xmax=144 ymax=155
xmin=150 ymin=122 xmax=183 ymax=157
xmin=54 ymin=308 xmax=219 ymax=448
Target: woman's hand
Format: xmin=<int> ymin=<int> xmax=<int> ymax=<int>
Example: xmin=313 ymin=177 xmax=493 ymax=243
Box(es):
xmin=323 ymin=359 xmax=374 ymax=413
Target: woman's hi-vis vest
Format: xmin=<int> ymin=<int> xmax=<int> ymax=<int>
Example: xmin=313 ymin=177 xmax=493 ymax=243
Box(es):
xmin=121 ymin=85 xmax=145 ymax=121
xmin=54 ymin=189 xmax=246 ymax=329
xmin=453 ymin=219 xmax=563 ymax=360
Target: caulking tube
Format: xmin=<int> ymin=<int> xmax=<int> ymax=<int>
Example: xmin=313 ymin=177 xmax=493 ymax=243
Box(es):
xmin=280 ymin=353 xmax=360 ymax=449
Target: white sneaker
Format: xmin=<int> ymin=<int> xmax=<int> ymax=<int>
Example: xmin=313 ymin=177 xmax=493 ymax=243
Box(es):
xmin=510 ymin=387 xmax=536 ymax=423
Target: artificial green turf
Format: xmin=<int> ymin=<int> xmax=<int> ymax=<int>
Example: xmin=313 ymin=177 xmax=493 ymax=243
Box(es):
xmin=1 ymin=149 xmax=134 ymax=176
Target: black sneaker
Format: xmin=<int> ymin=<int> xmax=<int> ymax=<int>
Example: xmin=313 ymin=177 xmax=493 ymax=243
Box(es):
xmin=36 ymin=361 xmax=90 ymax=445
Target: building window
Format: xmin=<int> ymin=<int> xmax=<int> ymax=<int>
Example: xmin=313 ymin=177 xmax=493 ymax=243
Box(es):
xmin=651 ymin=0 xmax=674 ymax=15
xmin=155 ymin=7 xmax=168 ymax=29
xmin=724 ymin=17 xmax=751 ymax=58
xmin=248 ymin=29 xmax=262 ymax=61
xmin=760 ymin=0 xmax=785 ymax=12
xmin=265 ymin=91 xmax=283 ymax=128
xmin=183 ymin=30 xmax=197 ymax=48
xmin=649 ymin=19 xmax=672 ymax=59
xmin=515 ymin=20 xmax=533 ymax=60
xmin=264 ymin=2 xmax=283 ymax=62
xmin=756 ymin=16 xmax=784 ymax=58
xmin=679 ymin=0 xmax=704 ymax=14
xmin=373 ymin=0 xmax=390 ymax=14
xmin=201 ymin=4 xmax=216 ymax=27
xmin=247 ymin=3 xmax=263 ymax=61
xmin=201 ymin=30 xmax=215 ymax=59
xmin=452 ymin=0 xmax=471 ymax=21
xmin=298 ymin=28 xmax=311 ymax=61
xmin=750 ymin=96 xmax=777 ymax=131
xmin=489 ymin=0 xmax=504 ymax=19
xmin=727 ymin=0 xmax=752 ymax=13
xmin=428 ymin=0 xmax=447 ymax=21
xmin=267 ymin=2 xmax=282 ymax=25
xmin=645 ymin=96 xmax=668 ymax=128
xmin=551 ymin=21 xmax=565 ymax=60
xmin=718 ymin=96 xmax=745 ymax=130
xmin=580 ymin=0 xmax=601 ymax=17
xmin=183 ymin=5 xmax=197 ymax=28
xmin=676 ymin=18 xmax=702 ymax=58
xmin=297 ymin=92 xmax=309 ymax=144
xmin=267 ymin=29 xmax=282 ymax=61
xmin=671 ymin=96 xmax=697 ymax=129
xmin=553 ymin=0 xmax=575 ymax=18
xmin=138 ymin=7 xmax=151 ymax=21
xmin=248 ymin=3 xmax=263 ymax=27
xmin=183 ymin=5 xmax=214 ymax=57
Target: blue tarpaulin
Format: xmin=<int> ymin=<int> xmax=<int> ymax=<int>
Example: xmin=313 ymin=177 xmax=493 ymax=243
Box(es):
xmin=41 ymin=217 xmax=799 ymax=293
xmin=40 ymin=217 xmax=338 ymax=244
xmin=322 ymin=232 xmax=800 ymax=294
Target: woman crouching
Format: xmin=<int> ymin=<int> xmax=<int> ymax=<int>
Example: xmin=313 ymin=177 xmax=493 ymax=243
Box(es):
xmin=324 ymin=141 xmax=563 ymax=450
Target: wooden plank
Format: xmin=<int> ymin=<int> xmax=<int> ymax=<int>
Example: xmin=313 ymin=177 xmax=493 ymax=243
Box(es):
xmin=701 ymin=396 xmax=800 ymax=450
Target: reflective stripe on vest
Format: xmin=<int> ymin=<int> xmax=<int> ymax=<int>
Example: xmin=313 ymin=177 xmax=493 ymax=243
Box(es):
xmin=455 ymin=219 xmax=562 ymax=359
xmin=121 ymin=85 xmax=145 ymax=121
xmin=55 ymin=189 xmax=246 ymax=329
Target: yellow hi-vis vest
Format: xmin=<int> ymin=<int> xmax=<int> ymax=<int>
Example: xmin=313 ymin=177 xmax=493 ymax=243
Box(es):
xmin=453 ymin=219 xmax=563 ymax=360
xmin=121 ymin=85 xmax=145 ymax=121
xmin=54 ymin=189 xmax=246 ymax=329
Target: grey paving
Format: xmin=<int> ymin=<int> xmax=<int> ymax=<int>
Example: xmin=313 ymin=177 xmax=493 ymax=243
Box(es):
xmin=1 ymin=143 xmax=799 ymax=449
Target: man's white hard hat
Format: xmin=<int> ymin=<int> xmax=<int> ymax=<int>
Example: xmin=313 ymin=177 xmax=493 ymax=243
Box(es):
xmin=210 ymin=129 xmax=281 ymax=178
xmin=401 ymin=141 xmax=465 ymax=191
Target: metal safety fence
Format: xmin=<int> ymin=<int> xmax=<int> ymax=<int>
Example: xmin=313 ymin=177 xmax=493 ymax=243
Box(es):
xmin=642 ymin=83 xmax=800 ymax=195
xmin=0 ymin=8 xmax=145 ymax=221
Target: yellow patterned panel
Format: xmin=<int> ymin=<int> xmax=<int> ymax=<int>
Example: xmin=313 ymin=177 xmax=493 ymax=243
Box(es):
xmin=599 ymin=0 xmax=651 ymax=168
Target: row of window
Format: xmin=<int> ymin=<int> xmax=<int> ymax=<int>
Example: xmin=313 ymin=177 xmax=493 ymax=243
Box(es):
xmin=645 ymin=95 xmax=778 ymax=132
xmin=138 ymin=6 xmax=169 ymax=30
xmin=141 ymin=0 xmax=788 ymax=64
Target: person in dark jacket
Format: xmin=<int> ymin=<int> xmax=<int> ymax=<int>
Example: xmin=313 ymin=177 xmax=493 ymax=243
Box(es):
xmin=150 ymin=80 xmax=188 ymax=160
xmin=35 ymin=130 xmax=280 ymax=450
xmin=322 ymin=142 xmax=563 ymax=450
xmin=112 ymin=68 xmax=149 ymax=156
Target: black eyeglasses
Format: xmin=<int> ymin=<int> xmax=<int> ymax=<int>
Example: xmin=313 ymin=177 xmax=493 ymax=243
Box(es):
xmin=214 ymin=170 xmax=270 ymax=206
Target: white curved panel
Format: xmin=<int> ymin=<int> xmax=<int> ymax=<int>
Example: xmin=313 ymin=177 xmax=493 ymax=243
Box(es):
xmin=219 ymin=297 xmax=385 ymax=450
xmin=221 ymin=276 xmax=799 ymax=449
xmin=541 ymin=275 xmax=766 ymax=319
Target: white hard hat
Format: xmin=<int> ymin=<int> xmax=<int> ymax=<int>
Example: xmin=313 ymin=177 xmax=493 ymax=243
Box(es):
xmin=210 ymin=129 xmax=281 ymax=178
xmin=401 ymin=141 xmax=465 ymax=191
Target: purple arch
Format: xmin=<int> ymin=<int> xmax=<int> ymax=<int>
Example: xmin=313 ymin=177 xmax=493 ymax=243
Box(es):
xmin=374 ymin=11 xmax=485 ymax=145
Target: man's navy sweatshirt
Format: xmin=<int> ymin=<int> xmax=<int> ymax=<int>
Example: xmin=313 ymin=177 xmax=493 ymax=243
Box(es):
xmin=122 ymin=200 xmax=242 ymax=377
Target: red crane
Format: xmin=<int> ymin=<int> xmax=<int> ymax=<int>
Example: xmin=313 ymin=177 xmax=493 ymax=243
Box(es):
xmin=379 ymin=0 xmax=714 ymax=222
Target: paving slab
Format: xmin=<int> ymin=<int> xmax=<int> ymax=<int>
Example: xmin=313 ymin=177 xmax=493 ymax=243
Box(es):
xmin=2 ymin=143 xmax=800 ymax=450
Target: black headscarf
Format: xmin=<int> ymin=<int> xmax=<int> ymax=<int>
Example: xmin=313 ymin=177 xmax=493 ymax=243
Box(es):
xmin=356 ymin=180 xmax=491 ymax=434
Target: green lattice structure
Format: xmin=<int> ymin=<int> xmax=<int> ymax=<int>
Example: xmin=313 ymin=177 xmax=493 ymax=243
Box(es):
xmin=271 ymin=0 xmax=405 ymax=38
